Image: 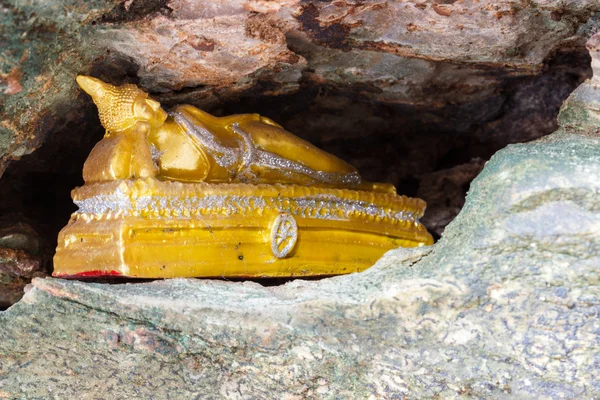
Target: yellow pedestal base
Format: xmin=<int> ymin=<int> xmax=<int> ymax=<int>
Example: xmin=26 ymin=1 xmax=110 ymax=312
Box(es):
xmin=53 ymin=179 xmax=433 ymax=278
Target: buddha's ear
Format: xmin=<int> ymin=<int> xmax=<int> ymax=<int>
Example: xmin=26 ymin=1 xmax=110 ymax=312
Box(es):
xmin=145 ymin=98 xmax=161 ymax=112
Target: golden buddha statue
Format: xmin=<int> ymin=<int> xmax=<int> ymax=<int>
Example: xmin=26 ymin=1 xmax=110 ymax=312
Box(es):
xmin=76 ymin=76 xmax=392 ymax=192
xmin=53 ymin=76 xmax=433 ymax=279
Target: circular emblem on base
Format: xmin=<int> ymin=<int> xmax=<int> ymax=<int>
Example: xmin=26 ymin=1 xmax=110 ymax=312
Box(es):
xmin=271 ymin=213 xmax=298 ymax=258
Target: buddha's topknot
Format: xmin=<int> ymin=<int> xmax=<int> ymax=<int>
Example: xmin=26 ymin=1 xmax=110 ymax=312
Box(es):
xmin=94 ymin=84 xmax=141 ymax=132
xmin=76 ymin=76 xmax=144 ymax=132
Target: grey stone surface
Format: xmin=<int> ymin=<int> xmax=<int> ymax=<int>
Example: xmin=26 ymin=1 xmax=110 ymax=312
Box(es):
xmin=559 ymin=33 xmax=600 ymax=134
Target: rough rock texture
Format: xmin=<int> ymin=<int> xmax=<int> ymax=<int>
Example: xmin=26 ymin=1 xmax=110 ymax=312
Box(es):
xmin=1 ymin=0 xmax=597 ymax=174
xmin=559 ymin=32 xmax=600 ymax=135
xmin=3 ymin=37 xmax=600 ymax=396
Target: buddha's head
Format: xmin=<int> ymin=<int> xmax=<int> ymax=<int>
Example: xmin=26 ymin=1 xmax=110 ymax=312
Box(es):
xmin=76 ymin=75 xmax=168 ymax=134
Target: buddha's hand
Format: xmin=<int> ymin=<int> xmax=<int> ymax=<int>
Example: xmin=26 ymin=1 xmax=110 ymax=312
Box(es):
xmin=128 ymin=121 xmax=159 ymax=179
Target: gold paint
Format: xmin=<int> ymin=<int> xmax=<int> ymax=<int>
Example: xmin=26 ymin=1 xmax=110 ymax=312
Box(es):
xmin=53 ymin=76 xmax=433 ymax=278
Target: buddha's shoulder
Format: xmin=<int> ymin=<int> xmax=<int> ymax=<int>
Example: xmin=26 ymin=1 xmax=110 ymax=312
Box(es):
xmin=171 ymin=104 xmax=211 ymax=119
xmin=172 ymin=105 xmax=270 ymax=127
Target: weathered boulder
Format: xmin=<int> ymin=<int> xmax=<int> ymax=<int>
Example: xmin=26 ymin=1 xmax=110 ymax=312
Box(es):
xmin=2 ymin=34 xmax=600 ymax=395
xmin=559 ymin=32 xmax=600 ymax=134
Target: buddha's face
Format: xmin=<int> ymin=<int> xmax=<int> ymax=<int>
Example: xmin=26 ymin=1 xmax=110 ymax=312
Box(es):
xmin=132 ymin=93 xmax=168 ymax=130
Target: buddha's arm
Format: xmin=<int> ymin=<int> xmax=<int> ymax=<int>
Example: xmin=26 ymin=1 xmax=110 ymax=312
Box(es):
xmin=237 ymin=120 xmax=358 ymax=174
xmin=148 ymin=117 xmax=213 ymax=182
xmin=175 ymin=104 xmax=358 ymax=175
xmin=129 ymin=122 xmax=158 ymax=179
xmin=82 ymin=123 xmax=157 ymax=183
xmin=83 ymin=135 xmax=133 ymax=183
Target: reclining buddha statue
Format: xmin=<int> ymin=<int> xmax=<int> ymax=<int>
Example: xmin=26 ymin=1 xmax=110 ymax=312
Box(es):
xmin=76 ymin=76 xmax=388 ymax=191
xmin=53 ymin=76 xmax=433 ymax=279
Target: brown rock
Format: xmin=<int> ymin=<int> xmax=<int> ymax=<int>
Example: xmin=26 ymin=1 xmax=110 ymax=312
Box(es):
xmin=0 ymin=222 xmax=46 ymax=309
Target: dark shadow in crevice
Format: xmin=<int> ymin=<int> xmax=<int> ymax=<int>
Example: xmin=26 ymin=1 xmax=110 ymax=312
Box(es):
xmin=54 ymin=275 xmax=328 ymax=288
xmin=0 ymin=101 xmax=105 ymax=275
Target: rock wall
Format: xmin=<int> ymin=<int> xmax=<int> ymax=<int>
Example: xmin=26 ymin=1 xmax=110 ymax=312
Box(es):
xmin=1 ymin=0 xmax=597 ymax=180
